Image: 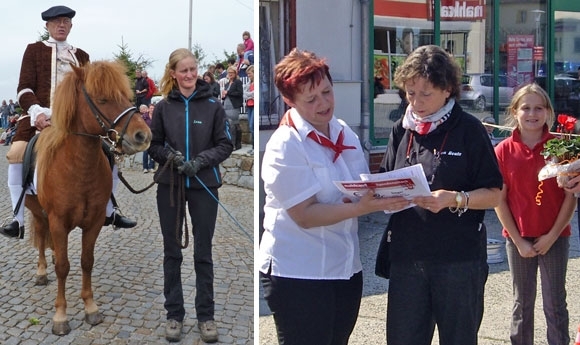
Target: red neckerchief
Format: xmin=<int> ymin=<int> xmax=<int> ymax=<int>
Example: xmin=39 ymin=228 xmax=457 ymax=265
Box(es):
xmin=280 ymin=110 xmax=356 ymax=163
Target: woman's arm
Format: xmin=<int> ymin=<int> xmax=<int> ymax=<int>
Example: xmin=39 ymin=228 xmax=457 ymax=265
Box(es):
xmin=533 ymin=191 xmax=576 ymax=255
xmin=412 ymin=187 xmax=501 ymax=213
xmin=494 ymin=184 xmax=536 ymax=257
xmin=287 ymin=192 xmax=410 ymax=229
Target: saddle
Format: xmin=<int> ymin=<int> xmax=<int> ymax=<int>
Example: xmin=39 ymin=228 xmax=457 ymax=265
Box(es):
xmin=13 ymin=136 xmax=117 ymax=215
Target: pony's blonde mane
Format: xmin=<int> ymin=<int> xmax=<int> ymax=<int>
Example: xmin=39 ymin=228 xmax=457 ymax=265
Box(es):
xmin=36 ymin=61 xmax=132 ymax=175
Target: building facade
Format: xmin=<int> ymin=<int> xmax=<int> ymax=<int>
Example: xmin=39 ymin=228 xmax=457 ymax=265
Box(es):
xmin=259 ymin=0 xmax=580 ymax=172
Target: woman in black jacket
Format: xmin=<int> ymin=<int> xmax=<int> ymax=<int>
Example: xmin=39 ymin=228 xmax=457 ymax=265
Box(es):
xmin=147 ymin=48 xmax=233 ymax=343
xmin=221 ymin=66 xmax=244 ymax=150
xmin=203 ymin=71 xmax=220 ymax=98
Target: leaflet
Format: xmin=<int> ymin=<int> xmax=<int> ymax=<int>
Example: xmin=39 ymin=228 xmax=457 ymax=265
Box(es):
xmin=333 ymin=164 xmax=432 ymax=213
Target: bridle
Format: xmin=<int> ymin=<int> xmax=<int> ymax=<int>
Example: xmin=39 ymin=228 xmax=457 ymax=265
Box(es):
xmin=78 ymin=86 xmax=139 ymax=154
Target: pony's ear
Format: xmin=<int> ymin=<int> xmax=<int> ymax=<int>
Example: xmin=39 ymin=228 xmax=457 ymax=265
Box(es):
xmin=71 ymin=63 xmax=85 ymax=80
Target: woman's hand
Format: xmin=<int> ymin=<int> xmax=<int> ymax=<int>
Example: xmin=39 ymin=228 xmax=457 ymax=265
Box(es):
xmin=564 ymin=175 xmax=580 ymax=194
xmin=355 ymin=190 xmax=410 ymax=213
xmin=532 ymin=233 xmax=557 ymax=256
xmin=515 ymin=239 xmax=538 ymax=258
xmin=411 ymin=189 xmax=455 ymax=213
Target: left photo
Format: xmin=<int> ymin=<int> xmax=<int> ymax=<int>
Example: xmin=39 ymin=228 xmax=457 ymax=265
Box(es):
xmin=0 ymin=1 xmax=255 ymax=343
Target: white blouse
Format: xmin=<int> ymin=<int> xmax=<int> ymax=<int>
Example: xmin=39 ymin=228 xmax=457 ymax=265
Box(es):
xmin=259 ymin=108 xmax=369 ymax=280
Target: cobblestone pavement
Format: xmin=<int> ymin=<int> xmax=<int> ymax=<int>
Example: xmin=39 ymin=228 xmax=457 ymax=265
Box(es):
xmin=0 ymin=145 xmax=254 ymax=344
xmin=260 ymin=209 xmax=580 ymax=344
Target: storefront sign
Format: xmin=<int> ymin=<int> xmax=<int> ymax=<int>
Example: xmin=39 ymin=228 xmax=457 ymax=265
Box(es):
xmin=533 ymin=46 xmax=544 ymax=61
xmin=429 ymin=0 xmax=485 ymax=21
xmin=507 ymin=35 xmax=534 ymax=85
xmin=375 ymin=0 xmax=485 ymax=21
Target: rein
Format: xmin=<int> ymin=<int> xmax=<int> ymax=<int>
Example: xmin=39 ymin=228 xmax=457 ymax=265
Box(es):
xmin=117 ymin=154 xmax=190 ymax=249
xmin=79 ymin=86 xmax=138 ymax=153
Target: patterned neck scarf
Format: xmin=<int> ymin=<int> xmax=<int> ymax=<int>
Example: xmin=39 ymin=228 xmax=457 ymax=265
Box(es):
xmin=402 ymin=98 xmax=455 ymax=135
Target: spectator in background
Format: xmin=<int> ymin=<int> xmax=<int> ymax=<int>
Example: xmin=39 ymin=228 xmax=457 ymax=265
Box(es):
xmin=0 ymin=100 xmax=9 ymax=129
xmin=139 ymin=104 xmax=155 ymax=173
xmin=207 ymin=65 xmax=216 ymax=77
xmin=235 ymin=43 xmax=249 ymax=78
xmin=482 ymin=116 xmax=502 ymax=146
xmin=203 ymin=71 xmax=220 ymax=98
xmin=242 ymin=30 xmax=254 ymax=57
xmin=221 ymin=66 xmax=244 ymax=150
xmin=215 ymin=63 xmax=226 ymax=80
xmin=142 ymin=70 xmax=156 ymax=106
xmin=8 ymin=99 xmax=16 ymax=116
xmin=243 ymin=65 xmax=254 ymax=154
xmin=134 ymin=69 xmax=149 ymax=108
xmin=3 ymin=114 xmax=18 ymax=146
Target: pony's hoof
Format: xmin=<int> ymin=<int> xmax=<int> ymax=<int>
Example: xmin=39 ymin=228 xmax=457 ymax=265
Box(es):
xmin=35 ymin=274 xmax=48 ymax=286
xmin=52 ymin=321 xmax=71 ymax=335
xmin=85 ymin=311 xmax=104 ymax=326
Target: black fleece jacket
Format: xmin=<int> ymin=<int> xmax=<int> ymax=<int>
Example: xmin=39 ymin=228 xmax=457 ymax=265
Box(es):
xmin=148 ymin=79 xmax=234 ymax=189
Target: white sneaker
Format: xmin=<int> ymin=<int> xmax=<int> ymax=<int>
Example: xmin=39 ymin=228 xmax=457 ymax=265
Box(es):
xmin=143 ymin=169 xmax=148 ymax=173
xmin=148 ymin=169 xmax=155 ymax=173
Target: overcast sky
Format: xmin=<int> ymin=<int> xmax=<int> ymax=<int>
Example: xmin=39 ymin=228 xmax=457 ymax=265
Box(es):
xmin=0 ymin=0 xmax=255 ymax=102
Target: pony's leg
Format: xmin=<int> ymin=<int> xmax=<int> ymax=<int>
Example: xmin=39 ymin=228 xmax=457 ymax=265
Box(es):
xmin=34 ymin=217 xmax=48 ymax=285
xmin=26 ymin=198 xmax=49 ymax=285
xmin=50 ymin=229 xmax=71 ymax=336
xmin=80 ymin=227 xmax=103 ymax=326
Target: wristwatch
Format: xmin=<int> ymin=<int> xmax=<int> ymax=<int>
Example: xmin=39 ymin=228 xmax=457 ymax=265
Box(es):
xmin=455 ymin=191 xmax=463 ymax=209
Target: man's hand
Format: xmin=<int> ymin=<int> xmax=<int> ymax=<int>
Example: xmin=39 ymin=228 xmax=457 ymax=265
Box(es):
xmin=34 ymin=113 xmax=51 ymax=130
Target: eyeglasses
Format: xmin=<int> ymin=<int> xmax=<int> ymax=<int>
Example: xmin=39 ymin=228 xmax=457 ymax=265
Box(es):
xmin=48 ymin=18 xmax=72 ymax=25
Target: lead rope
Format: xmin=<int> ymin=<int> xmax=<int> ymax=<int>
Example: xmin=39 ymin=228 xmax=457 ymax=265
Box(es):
xmin=116 ymin=153 xmax=189 ymax=249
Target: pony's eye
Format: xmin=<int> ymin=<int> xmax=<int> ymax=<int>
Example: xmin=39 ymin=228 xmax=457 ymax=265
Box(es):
xmin=97 ymin=99 xmax=107 ymax=105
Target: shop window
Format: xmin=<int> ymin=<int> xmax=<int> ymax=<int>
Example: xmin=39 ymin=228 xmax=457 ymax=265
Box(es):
xmin=516 ymin=10 xmax=527 ymax=24
xmin=575 ymin=37 xmax=580 ymax=53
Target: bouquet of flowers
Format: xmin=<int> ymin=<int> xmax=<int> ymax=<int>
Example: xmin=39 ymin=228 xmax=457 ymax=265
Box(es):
xmin=538 ymin=114 xmax=580 ymax=187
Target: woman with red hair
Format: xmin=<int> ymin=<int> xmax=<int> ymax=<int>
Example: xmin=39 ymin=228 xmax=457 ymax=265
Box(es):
xmin=259 ymin=48 xmax=407 ymax=345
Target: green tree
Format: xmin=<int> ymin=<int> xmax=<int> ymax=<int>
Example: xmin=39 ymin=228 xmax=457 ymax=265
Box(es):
xmin=191 ymin=43 xmax=236 ymax=74
xmin=113 ymin=38 xmax=154 ymax=86
xmin=38 ymin=28 xmax=49 ymax=41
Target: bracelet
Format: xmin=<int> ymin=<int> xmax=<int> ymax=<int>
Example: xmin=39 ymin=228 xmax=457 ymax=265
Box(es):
xmin=449 ymin=191 xmax=462 ymax=214
xmin=462 ymin=191 xmax=470 ymax=214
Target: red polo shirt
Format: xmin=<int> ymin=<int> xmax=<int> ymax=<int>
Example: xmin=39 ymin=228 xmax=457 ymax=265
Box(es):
xmin=495 ymin=127 xmax=571 ymax=238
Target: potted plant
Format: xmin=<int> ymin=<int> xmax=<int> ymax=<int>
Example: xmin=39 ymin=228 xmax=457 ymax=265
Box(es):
xmin=539 ymin=114 xmax=580 ymax=187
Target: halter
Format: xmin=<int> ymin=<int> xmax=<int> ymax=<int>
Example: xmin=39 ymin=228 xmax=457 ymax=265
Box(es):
xmin=79 ymin=86 xmax=138 ymax=154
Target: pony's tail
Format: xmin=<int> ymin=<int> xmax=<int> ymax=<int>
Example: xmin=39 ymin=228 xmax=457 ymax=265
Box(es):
xmin=26 ymin=196 xmax=53 ymax=251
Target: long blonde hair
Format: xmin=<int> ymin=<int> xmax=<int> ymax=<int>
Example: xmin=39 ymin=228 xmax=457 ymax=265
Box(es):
xmin=159 ymin=48 xmax=198 ymax=97
xmin=504 ymin=83 xmax=555 ymax=129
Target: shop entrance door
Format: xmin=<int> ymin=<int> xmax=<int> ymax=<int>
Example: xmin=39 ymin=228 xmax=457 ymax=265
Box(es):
xmin=551 ymin=1 xmax=580 ymax=117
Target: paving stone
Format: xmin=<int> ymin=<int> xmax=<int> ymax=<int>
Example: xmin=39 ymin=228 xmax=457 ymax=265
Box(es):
xmin=0 ymin=144 xmax=254 ymax=343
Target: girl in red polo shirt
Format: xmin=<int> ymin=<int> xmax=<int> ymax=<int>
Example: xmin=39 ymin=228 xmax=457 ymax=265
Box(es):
xmin=494 ymin=83 xmax=576 ymax=345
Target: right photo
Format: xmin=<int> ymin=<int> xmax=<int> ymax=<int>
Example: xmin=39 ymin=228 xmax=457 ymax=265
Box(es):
xmin=257 ymin=1 xmax=580 ymax=344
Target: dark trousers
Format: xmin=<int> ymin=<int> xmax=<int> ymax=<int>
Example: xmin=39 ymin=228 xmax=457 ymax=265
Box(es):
xmin=260 ymin=271 xmax=363 ymax=345
xmin=157 ymin=183 xmax=218 ymax=322
xmin=387 ymin=260 xmax=488 ymax=345
xmin=142 ymin=151 xmax=155 ymax=170
xmin=506 ymin=236 xmax=570 ymax=345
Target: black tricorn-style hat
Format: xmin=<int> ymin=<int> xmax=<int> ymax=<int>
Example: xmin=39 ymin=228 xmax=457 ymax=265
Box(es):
xmin=41 ymin=6 xmax=76 ymax=21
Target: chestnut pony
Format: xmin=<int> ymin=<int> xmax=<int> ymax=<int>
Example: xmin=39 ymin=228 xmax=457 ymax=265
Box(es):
xmin=26 ymin=60 xmax=152 ymax=335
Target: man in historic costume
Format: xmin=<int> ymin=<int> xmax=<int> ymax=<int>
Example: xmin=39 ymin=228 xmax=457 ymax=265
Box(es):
xmin=1 ymin=5 xmax=137 ymax=239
